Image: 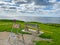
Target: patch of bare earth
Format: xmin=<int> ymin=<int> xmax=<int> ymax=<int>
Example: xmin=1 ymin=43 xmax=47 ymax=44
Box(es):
xmin=0 ymin=31 xmax=52 ymax=45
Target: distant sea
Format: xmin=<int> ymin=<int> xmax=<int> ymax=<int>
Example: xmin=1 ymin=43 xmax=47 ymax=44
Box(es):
xmin=0 ymin=16 xmax=60 ymax=24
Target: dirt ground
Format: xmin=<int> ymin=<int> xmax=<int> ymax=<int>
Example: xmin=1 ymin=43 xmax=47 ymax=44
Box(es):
xmin=0 ymin=31 xmax=52 ymax=45
xmin=0 ymin=32 xmax=36 ymax=45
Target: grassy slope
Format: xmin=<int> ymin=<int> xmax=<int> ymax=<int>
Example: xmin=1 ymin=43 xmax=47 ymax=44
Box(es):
xmin=0 ymin=20 xmax=60 ymax=45
xmin=33 ymin=22 xmax=60 ymax=45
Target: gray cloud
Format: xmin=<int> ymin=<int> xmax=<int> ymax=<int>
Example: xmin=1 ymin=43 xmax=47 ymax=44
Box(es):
xmin=15 ymin=0 xmax=54 ymax=6
xmin=33 ymin=0 xmax=54 ymax=5
xmin=0 ymin=0 xmax=60 ymax=16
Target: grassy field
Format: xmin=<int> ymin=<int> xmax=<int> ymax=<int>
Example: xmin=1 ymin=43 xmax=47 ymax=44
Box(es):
xmin=0 ymin=20 xmax=60 ymax=45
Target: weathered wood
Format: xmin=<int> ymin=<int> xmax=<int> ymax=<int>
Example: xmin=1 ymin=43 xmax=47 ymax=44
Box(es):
xmin=25 ymin=23 xmax=40 ymax=34
xmin=36 ymin=24 xmax=40 ymax=34
xmin=25 ymin=24 xmax=29 ymax=31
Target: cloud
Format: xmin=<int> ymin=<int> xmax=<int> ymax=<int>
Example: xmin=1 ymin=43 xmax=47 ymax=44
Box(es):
xmin=48 ymin=0 xmax=57 ymax=3
xmin=34 ymin=0 xmax=53 ymax=5
xmin=0 ymin=0 xmax=60 ymax=17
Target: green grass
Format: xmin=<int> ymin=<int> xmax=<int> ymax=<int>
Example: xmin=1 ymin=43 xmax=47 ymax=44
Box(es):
xmin=0 ymin=20 xmax=60 ymax=45
xmin=35 ymin=23 xmax=60 ymax=45
xmin=39 ymin=33 xmax=52 ymax=39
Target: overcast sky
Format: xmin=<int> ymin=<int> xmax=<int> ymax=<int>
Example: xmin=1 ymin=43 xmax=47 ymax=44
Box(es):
xmin=0 ymin=0 xmax=60 ymax=21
